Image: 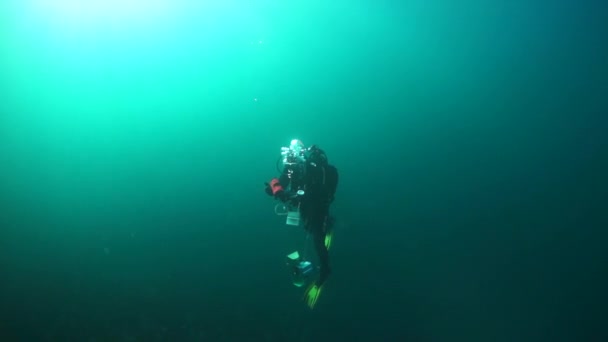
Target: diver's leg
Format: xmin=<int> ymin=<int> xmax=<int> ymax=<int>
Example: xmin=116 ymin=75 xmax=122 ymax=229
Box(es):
xmin=312 ymin=222 xmax=331 ymax=286
xmin=303 ymin=213 xmax=331 ymax=309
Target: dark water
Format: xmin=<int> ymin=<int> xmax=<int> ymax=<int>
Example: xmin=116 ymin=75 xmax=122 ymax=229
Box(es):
xmin=1 ymin=0 xmax=606 ymax=341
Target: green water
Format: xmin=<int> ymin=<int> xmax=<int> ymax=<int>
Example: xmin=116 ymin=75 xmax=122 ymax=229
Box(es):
xmin=1 ymin=0 xmax=606 ymax=341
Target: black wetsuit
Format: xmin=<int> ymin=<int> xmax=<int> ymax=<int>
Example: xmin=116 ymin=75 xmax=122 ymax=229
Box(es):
xmin=278 ymin=159 xmax=338 ymax=286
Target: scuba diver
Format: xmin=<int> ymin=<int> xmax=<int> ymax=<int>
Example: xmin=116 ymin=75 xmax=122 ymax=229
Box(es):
xmin=264 ymin=139 xmax=338 ymax=309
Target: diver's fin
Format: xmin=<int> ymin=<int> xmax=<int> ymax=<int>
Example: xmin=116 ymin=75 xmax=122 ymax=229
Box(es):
xmin=303 ymin=283 xmax=323 ymax=309
xmin=324 ymin=230 xmax=333 ymax=250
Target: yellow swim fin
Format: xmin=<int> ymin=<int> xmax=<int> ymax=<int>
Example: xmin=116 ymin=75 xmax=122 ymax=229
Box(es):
xmin=324 ymin=230 xmax=333 ymax=250
xmin=303 ymin=282 xmax=323 ymax=309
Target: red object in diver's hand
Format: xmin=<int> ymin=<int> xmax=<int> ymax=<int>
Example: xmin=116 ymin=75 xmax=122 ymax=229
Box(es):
xmin=269 ymin=178 xmax=283 ymax=196
xmin=265 ymin=178 xmax=285 ymax=199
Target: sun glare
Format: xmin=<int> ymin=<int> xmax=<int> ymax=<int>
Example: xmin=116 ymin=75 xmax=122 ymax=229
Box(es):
xmin=31 ymin=0 xmax=177 ymax=28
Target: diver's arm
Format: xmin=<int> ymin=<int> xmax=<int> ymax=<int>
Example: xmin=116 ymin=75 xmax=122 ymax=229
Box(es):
xmin=276 ymin=172 xmax=294 ymax=202
xmin=263 ymin=168 xmax=292 ymax=202
xmin=279 ymin=172 xmax=290 ymax=189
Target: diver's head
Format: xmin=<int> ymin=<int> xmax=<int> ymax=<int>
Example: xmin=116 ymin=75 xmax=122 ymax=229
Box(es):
xmin=281 ymin=139 xmax=306 ymax=166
